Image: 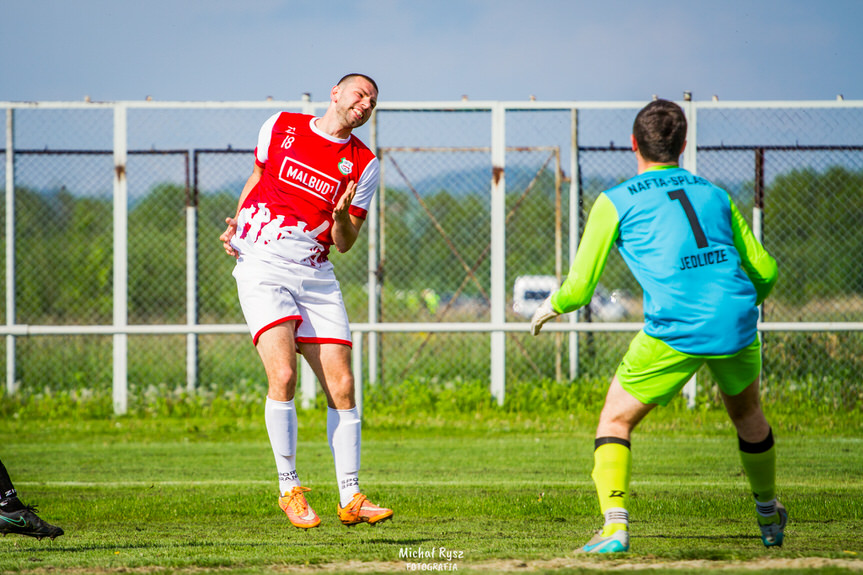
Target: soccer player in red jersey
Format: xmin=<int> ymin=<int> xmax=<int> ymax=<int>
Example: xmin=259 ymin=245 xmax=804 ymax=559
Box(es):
xmin=220 ymin=74 xmax=392 ymax=529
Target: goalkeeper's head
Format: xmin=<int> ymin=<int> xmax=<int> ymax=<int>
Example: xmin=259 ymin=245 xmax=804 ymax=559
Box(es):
xmin=632 ymin=99 xmax=687 ymax=164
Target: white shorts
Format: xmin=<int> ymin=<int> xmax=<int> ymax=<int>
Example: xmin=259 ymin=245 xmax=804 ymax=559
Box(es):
xmin=232 ymin=256 xmax=352 ymax=347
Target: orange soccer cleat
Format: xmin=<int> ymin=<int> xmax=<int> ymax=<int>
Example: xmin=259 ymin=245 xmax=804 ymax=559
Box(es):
xmin=337 ymin=493 xmax=393 ymax=526
xmin=278 ymin=486 xmax=321 ymax=529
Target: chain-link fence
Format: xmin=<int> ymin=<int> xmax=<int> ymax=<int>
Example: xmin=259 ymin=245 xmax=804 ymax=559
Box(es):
xmin=2 ymin=99 xmax=861 ymax=412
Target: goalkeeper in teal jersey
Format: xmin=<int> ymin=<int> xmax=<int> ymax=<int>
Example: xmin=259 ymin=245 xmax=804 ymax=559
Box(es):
xmin=531 ymin=99 xmax=784 ymax=553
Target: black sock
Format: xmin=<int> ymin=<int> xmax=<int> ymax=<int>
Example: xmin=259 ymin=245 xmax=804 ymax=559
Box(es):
xmin=0 ymin=459 xmax=23 ymax=510
xmin=0 ymin=495 xmax=24 ymax=512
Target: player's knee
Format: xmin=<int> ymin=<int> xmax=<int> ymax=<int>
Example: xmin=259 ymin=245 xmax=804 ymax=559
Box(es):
xmin=328 ymin=374 xmax=356 ymax=408
xmin=266 ymin=364 xmax=298 ymax=391
xmin=598 ymin=420 xmax=634 ymax=440
xmin=729 ymin=408 xmax=769 ymax=436
xmin=598 ymin=405 xmax=640 ymax=436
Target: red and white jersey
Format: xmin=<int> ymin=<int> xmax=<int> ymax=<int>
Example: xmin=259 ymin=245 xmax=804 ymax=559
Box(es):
xmin=231 ymin=112 xmax=379 ymax=269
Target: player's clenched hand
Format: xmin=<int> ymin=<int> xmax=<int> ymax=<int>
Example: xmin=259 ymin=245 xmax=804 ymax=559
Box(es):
xmin=530 ymin=296 xmax=559 ymax=336
xmin=333 ymin=181 xmax=357 ymax=223
xmin=220 ymin=216 xmax=238 ymax=258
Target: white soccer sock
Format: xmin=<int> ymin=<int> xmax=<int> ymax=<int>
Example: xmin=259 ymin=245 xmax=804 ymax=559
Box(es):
xmin=327 ymin=407 xmax=361 ymax=507
xmin=265 ymin=397 xmax=300 ymax=495
xmin=756 ymin=498 xmax=778 ymax=517
xmin=604 ymin=507 xmax=629 ymax=528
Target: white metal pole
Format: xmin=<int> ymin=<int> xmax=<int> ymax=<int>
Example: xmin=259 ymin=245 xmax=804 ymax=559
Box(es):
xmin=367 ymin=111 xmax=379 ymax=387
xmin=301 ymin=92 xmax=314 ymax=116
xmin=682 ymin=96 xmax=697 ymax=174
xmin=300 ymin=357 xmax=315 ymax=409
xmin=5 ymin=109 xmax=16 ymax=395
xmin=490 ymin=104 xmax=506 ymax=404
xmin=753 ymin=201 xmax=763 ymax=324
xmin=681 ymin=96 xmax=697 ymax=408
xmin=753 ymin=207 xmax=763 ymax=243
xmin=753 ymin=146 xmax=764 ymax=246
xmin=753 ymin=148 xmax=766 ymax=381
xmin=299 ymin=93 xmax=319 ymax=405
xmin=186 ymin=204 xmax=197 ymax=391
xmin=113 ymin=104 xmax=129 ymax=415
xmin=352 ymin=331 xmax=363 ymax=418
xmin=568 ymin=108 xmax=580 ymax=381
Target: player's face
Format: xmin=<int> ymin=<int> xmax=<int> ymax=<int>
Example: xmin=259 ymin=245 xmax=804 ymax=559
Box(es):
xmin=335 ymin=78 xmax=378 ymax=129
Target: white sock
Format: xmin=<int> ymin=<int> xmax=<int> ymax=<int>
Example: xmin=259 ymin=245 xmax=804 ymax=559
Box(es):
xmin=327 ymin=407 xmax=361 ymax=507
xmin=604 ymin=507 xmax=629 ymax=529
xmin=756 ymin=498 xmax=778 ymax=517
xmin=265 ymin=397 xmax=300 ymax=495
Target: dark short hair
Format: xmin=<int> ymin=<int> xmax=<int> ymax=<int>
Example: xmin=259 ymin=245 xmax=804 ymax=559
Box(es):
xmin=632 ymin=99 xmax=687 ymax=163
xmin=337 ymin=73 xmax=379 ymax=95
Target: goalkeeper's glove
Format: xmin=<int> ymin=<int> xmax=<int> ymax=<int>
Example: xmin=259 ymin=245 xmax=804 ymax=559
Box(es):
xmin=530 ymin=296 xmax=559 ymax=336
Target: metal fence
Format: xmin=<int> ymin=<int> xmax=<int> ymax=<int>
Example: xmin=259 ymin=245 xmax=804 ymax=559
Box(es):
xmin=2 ymin=98 xmax=862 ymax=414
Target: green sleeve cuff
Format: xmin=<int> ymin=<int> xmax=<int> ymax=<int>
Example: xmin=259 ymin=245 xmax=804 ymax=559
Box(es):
xmin=551 ymin=193 xmax=619 ymax=314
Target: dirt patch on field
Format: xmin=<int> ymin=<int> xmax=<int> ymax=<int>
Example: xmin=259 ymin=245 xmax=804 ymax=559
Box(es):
xmin=469 ymin=556 xmax=863 ymax=572
xmin=19 ymin=556 xmax=863 ymax=574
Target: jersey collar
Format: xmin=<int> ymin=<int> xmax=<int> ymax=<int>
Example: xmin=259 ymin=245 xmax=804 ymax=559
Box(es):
xmin=310 ymin=117 xmax=352 ymax=144
xmin=644 ymin=164 xmax=680 ymax=173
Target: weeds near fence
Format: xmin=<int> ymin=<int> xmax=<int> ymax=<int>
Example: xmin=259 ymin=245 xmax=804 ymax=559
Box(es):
xmin=2 ymin=374 xmax=860 ymax=437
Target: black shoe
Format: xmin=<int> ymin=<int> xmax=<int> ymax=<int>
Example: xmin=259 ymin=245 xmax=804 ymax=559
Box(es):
xmin=0 ymin=504 xmax=64 ymax=540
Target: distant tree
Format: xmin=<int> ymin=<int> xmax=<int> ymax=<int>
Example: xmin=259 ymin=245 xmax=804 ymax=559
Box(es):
xmin=128 ymin=183 xmax=187 ymax=322
xmin=13 ymin=187 xmax=113 ymax=323
xmin=766 ymin=166 xmax=863 ymax=305
xmin=10 ymin=164 xmax=860 ymax=327
xmin=196 ymin=189 xmax=245 ymax=321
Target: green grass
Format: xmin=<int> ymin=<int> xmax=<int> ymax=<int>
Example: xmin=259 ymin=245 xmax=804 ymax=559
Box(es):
xmin=1 ymin=381 xmax=862 ymax=574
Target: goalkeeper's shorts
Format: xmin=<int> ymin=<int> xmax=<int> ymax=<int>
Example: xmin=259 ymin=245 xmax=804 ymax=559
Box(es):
xmin=616 ymin=331 xmax=761 ymax=406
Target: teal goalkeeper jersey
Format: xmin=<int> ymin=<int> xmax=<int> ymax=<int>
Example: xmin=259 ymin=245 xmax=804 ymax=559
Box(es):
xmin=551 ymin=166 xmax=778 ymax=356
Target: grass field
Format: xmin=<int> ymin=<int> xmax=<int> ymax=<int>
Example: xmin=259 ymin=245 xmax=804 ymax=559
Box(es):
xmin=1 ymin=381 xmax=862 ymax=574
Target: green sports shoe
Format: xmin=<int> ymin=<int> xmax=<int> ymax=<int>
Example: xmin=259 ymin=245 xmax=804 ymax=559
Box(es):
xmin=580 ymin=528 xmax=630 ymax=553
xmin=758 ymin=501 xmax=788 ymax=547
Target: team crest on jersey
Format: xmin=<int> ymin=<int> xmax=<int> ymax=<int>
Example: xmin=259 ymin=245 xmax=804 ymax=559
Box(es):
xmin=338 ymin=157 xmax=353 ymax=175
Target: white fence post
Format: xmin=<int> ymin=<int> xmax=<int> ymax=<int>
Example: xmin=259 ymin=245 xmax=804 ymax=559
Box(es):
xmin=568 ymin=108 xmax=580 ymax=381
xmin=490 ymin=103 xmax=506 ymax=404
xmin=113 ymin=104 xmax=129 ymax=415
xmin=5 ymin=108 xmax=16 ymax=395
xmin=300 ymin=357 xmax=316 ymax=409
xmin=353 ymin=331 xmax=363 ymax=418
xmin=186 ymin=201 xmax=198 ymax=392
xmin=681 ymin=94 xmax=698 ymax=408
xmin=367 ymin=110 xmax=379 ymax=388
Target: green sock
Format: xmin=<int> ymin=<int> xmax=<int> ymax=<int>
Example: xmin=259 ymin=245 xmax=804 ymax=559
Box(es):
xmin=591 ymin=438 xmax=631 ymax=535
xmin=738 ymin=428 xmax=776 ymax=504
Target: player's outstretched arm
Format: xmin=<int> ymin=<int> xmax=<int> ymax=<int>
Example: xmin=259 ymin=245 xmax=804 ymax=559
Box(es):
xmin=730 ymin=200 xmax=778 ymax=304
xmin=531 ymin=194 xmax=620 ymax=335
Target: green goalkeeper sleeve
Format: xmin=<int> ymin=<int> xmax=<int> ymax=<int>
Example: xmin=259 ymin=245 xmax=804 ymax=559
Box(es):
xmin=551 ymin=193 xmax=620 ymax=314
xmin=730 ymin=201 xmax=778 ymax=305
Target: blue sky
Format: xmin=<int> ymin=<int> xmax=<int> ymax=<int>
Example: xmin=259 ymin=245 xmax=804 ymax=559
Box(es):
xmin=2 ymin=0 xmax=862 ymax=103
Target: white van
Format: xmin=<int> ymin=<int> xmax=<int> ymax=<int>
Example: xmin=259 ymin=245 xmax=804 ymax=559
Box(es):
xmin=512 ymin=275 xmax=559 ymax=318
xmin=512 ymin=275 xmax=629 ymax=321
